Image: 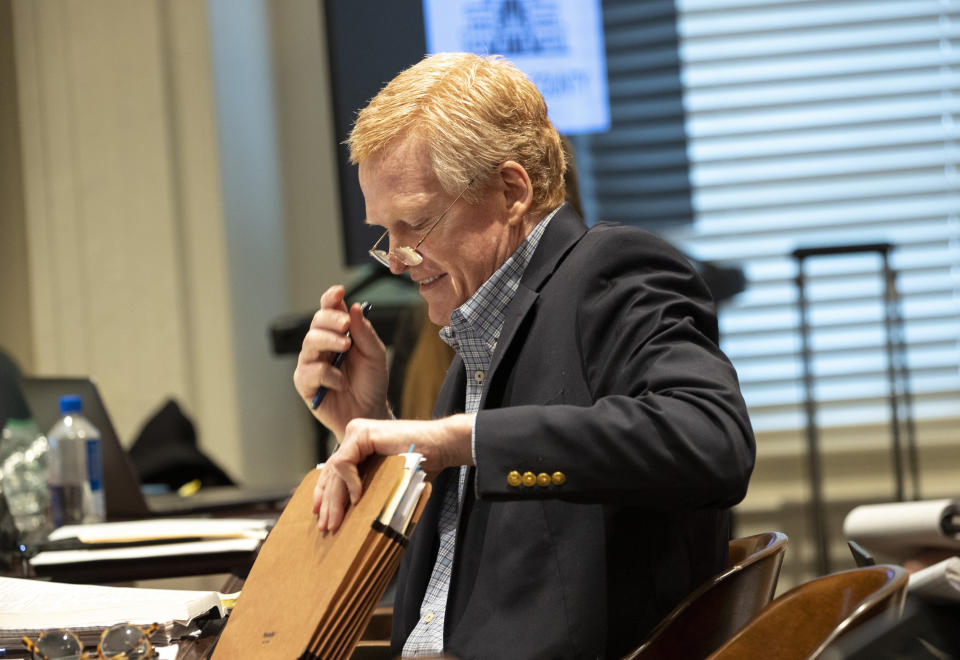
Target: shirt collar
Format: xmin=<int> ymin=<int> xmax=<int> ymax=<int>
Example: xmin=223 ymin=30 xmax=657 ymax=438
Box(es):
xmin=441 ymin=205 xmax=561 ymax=353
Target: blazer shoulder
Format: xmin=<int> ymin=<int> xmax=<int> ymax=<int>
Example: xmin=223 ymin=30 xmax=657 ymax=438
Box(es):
xmin=571 ymin=222 xmax=699 ymax=276
xmin=584 ymin=222 xmax=685 ymax=253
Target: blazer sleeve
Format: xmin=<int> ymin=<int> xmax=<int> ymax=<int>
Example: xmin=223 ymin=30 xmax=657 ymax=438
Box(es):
xmin=472 ymin=225 xmax=755 ymax=509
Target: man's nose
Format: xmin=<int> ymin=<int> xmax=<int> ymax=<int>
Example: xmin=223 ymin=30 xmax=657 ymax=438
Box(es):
xmin=388 ymin=251 xmax=409 ymax=274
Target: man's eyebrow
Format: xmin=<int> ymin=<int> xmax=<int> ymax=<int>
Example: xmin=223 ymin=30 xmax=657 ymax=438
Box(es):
xmin=363 ymin=215 xmax=429 ymax=228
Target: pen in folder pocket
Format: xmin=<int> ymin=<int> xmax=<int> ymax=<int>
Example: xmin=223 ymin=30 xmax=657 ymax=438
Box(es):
xmin=312 ymin=301 xmax=372 ymax=409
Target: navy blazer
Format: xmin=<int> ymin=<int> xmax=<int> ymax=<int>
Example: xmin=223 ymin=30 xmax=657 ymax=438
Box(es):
xmin=391 ymin=205 xmax=755 ymax=659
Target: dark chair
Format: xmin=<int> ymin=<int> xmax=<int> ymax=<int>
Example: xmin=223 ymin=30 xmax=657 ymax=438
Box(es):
xmin=0 ymin=348 xmax=29 ymax=431
xmin=351 ymin=606 xmax=393 ymax=660
xmin=706 ymin=564 xmax=908 ymax=660
xmin=624 ymin=531 xmax=788 ymax=660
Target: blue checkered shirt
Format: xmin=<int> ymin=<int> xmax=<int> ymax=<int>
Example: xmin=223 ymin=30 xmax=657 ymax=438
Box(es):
xmin=401 ymin=207 xmax=558 ymax=657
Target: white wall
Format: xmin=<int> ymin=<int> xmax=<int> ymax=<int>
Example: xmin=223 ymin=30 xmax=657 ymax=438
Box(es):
xmin=0 ymin=0 xmax=32 ymax=371
xmin=4 ymin=0 xmax=350 ymax=486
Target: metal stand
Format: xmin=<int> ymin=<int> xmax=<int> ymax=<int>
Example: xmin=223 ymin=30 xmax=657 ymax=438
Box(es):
xmin=792 ymin=243 xmax=920 ymax=575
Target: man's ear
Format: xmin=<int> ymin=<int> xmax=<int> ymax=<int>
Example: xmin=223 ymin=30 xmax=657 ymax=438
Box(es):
xmin=498 ymin=161 xmax=534 ymax=226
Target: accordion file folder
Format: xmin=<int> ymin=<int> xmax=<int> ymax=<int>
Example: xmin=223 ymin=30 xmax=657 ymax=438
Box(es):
xmin=213 ymin=453 xmax=431 ymax=660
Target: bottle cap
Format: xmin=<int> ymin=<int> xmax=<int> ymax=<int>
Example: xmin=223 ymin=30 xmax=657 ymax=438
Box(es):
xmin=59 ymin=394 xmax=83 ymax=415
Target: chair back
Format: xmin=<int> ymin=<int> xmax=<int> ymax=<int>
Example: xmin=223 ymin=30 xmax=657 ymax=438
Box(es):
xmin=624 ymin=531 xmax=788 ymax=660
xmin=351 ymin=606 xmax=393 ymax=660
xmin=706 ymin=564 xmax=908 ymax=660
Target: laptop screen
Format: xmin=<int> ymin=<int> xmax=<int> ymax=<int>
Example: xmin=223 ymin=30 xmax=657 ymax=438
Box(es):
xmin=19 ymin=376 xmax=150 ymax=519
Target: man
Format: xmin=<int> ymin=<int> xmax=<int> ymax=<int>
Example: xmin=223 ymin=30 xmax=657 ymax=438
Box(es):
xmin=294 ymin=53 xmax=755 ymax=659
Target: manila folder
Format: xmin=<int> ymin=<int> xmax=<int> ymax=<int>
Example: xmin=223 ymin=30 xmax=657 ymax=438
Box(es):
xmin=213 ymin=455 xmax=425 ymax=659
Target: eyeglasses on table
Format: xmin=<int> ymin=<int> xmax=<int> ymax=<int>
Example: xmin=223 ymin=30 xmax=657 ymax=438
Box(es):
xmin=22 ymin=621 xmax=160 ymax=659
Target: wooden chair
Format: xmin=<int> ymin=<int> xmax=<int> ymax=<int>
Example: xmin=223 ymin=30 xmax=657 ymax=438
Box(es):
xmin=624 ymin=531 xmax=788 ymax=660
xmin=706 ymin=564 xmax=908 ymax=660
xmin=351 ymin=606 xmax=393 ymax=660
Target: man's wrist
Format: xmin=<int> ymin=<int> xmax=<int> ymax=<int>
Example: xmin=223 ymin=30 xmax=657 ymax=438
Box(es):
xmin=442 ymin=413 xmax=476 ymax=466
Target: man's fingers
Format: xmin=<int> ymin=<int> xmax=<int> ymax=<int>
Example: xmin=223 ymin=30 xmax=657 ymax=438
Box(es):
xmin=331 ymin=461 xmax=364 ymax=505
xmin=294 ymin=360 xmax=346 ymax=404
xmin=319 ymin=478 xmax=349 ymax=532
xmin=312 ymin=469 xmax=327 ymax=515
xmin=319 ymin=284 xmax=346 ymax=311
xmin=318 ymin=492 xmax=331 ymax=531
xmin=347 ymin=302 xmax=382 ymax=357
xmin=308 ymin=308 xmax=351 ymax=335
xmin=336 ymin=421 xmax=381 ymax=503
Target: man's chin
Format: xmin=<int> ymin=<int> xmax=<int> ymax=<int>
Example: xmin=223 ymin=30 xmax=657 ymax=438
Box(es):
xmin=425 ymin=302 xmax=454 ymax=327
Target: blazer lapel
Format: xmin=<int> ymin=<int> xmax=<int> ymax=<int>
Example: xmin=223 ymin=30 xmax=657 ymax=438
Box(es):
xmin=433 ymin=354 xmax=466 ymax=417
xmin=519 ymin=203 xmax=589 ymax=293
xmin=479 ymin=204 xmax=588 ymax=409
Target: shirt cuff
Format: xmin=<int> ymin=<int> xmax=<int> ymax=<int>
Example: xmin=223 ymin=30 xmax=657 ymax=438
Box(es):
xmin=470 ymin=412 xmax=479 ymax=466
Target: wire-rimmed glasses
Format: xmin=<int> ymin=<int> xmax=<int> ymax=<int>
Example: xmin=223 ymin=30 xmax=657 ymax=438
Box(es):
xmin=368 ymin=177 xmax=476 ymax=268
xmin=23 ymin=622 xmax=159 ymax=659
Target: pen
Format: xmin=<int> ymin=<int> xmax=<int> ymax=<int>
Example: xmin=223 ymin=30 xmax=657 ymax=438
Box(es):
xmin=312 ymin=301 xmax=372 ymax=409
xmin=19 ymin=536 xmax=212 ymax=559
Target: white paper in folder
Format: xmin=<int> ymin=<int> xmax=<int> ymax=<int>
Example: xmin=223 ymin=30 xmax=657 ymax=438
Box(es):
xmin=843 ymin=498 xmax=960 ymax=560
xmin=908 ymin=556 xmax=960 ymax=603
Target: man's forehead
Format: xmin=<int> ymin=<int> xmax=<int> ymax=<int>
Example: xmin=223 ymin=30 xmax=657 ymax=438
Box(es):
xmin=362 ymin=135 xmax=430 ymax=176
xmin=361 ymin=160 xmax=433 ymax=190
xmin=359 ymin=138 xmax=440 ymax=202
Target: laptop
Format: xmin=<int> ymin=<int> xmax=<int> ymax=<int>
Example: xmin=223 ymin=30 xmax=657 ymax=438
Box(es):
xmin=20 ymin=376 xmax=292 ymax=519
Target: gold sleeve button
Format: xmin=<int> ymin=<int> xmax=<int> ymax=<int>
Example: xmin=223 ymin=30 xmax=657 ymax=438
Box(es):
xmin=521 ymin=471 xmax=537 ymax=487
xmin=536 ymin=472 xmax=551 ymax=487
xmin=551 ymin=471 xmax=567 ymax=486
xmin=507 ymin=470 xmax=522 ymax=487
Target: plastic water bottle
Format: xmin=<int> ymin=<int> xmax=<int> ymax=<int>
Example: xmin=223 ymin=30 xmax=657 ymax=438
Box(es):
xmin=47 ymin=395 xmax=105 ymax=526
xmin=0 ymin=418 xmax=50 ymax=538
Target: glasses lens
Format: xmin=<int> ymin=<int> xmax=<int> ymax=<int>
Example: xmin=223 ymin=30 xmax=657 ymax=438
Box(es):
xmin=99 ymin=623 xmax=153 ymax=659
xmin=33 ymin=629 xmax=84 ymax=659
xmin=369 ymin=248 xmax=392 ymax=268
xmin=394 ymin=247 xmax=423 ymax=266
xmin=368 ymin=247 xmax=423 ymax=268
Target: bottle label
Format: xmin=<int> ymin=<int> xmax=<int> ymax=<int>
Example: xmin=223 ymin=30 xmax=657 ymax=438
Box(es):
xmin=85 ymin=437 xmax=103 ymax=492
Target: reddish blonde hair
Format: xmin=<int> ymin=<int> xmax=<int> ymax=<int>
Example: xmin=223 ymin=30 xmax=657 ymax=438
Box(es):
xmin=347 ymin=53 xmax=566 ymax=213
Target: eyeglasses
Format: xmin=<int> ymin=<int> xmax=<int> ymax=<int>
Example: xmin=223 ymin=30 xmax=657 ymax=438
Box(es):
xmin=368 ymin=177 xmax=475 ymax=268
xmin=23 ymin=622 xmax=159 ymax=659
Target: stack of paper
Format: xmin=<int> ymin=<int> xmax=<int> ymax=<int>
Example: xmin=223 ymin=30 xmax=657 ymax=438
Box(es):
xmin=0 ymin=576 xmax=232 ymax=651
xmin=212 ymin=453 xmax=431 ymax=660
xmin=29 ymin=517 xmax=270 ymax=567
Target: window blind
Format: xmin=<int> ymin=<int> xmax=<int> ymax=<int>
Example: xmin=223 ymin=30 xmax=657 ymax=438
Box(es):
xmin=571 ymin=0 xmax=695 ymax=229
xmin=575 ymin=0 xmax=960 ymax=434
xmin=659 ymin=0 xmax=960 ymax=433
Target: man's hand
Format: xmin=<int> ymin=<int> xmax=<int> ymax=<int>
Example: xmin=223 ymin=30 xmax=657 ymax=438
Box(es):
xmin=313 ymin=414 xmax=475 ymax=532
xmin=293 ymin=285 xmax=390 ymax=439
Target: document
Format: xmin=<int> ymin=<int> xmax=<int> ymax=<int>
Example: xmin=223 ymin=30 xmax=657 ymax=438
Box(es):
xmin=47 ymin=517 xmax=270 ymax=543
xmin=30 ymin=537 xmax=263 ymax=566
xmin=29 ymin=517 xmax=270 ymax=566
xmin=379 ymin=451 xmax=427 ymax=533
xmin=0 ymin=576 xmax=233 ymax=649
